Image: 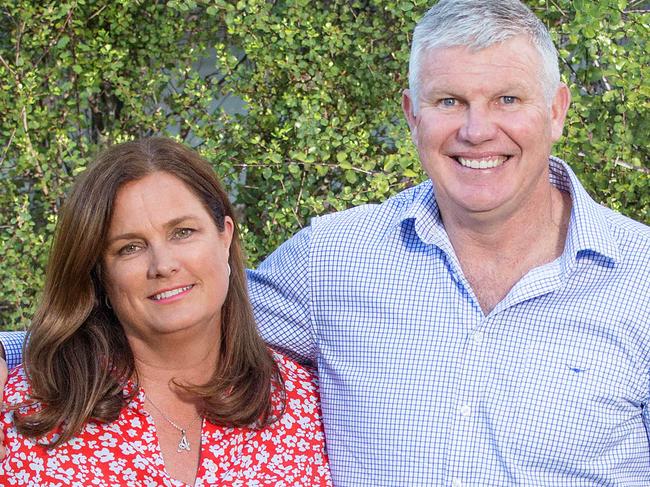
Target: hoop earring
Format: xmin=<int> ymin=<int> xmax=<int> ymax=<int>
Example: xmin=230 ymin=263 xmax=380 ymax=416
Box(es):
xmin=227 ymin=263 xmax=231 ymax=277
xmin=104 ymin=296 xmax=112 ymax=309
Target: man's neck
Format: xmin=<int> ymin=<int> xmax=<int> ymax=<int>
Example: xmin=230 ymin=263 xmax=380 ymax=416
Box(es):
xmin=441 ymin=185 xmax=572 ymax=314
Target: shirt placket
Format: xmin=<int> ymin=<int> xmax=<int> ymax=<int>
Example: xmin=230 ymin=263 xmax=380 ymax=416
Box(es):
xmin=448 ymin=316 xmax=493 ymax=487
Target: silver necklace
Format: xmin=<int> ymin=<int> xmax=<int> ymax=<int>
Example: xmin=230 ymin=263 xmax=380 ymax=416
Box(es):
xmin=145 ymin=396 xmax=201 ymax=453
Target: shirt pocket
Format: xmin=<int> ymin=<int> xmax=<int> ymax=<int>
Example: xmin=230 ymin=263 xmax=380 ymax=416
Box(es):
xmin=500 ymin=338 xmax=642 ymax=467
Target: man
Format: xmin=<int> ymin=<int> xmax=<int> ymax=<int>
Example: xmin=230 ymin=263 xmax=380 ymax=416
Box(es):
xmin=2 ymin=1 xmax=649 ymax=485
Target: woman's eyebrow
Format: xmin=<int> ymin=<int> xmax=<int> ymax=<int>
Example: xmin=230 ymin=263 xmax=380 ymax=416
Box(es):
xmin=106 ymin=215 xmax=197 ymax=245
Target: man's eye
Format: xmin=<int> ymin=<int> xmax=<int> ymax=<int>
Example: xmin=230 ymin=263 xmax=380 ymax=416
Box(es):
xmin=173 ymin=228 xmax=194 ymax=239
xmin=440 ymin=98 xmax=457 ymax=107
xmin=501 ymin=96 xmax=517 ymax=104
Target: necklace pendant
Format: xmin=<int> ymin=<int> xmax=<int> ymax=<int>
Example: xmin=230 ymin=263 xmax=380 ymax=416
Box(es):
xmin=177 ymin=429 xmax=191 ymax=452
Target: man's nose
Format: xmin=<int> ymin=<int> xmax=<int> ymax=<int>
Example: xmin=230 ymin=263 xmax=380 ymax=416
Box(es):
xmin=147 ymin=244 xmax=179 ymax=279
xmin=457 ymin=104 xmax=498 ymax=144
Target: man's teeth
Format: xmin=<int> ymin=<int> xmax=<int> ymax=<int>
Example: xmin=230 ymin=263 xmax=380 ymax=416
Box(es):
xmin=151 ymin=285 xmax=192 ymax=300
xmin=457 ymin=156 xmax=506 ymax=169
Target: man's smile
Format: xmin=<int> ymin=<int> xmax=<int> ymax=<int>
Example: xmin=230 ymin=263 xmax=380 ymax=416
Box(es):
xmin=455 ymin=155 xmax=508 ymax=169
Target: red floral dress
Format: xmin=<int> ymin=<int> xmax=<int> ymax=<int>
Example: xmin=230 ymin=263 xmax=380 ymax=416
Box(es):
xmin=0 ymin=353 xmax=331 ymax=486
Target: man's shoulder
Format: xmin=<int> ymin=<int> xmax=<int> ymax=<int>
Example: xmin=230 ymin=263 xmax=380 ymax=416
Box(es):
xmin=310 ymin=181 xmax=431 ymax=237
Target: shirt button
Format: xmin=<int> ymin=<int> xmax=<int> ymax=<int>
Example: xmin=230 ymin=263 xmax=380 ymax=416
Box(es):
xmin=472 ymin=331 xmax=484 ymax=346
xmin=459 ymin=404 xmax=472 ymax=417
xmin=452 ymin=478 xmax=463 ymax=487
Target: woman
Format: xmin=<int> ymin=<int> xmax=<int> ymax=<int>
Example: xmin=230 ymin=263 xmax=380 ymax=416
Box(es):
xmin=0 ymin=138 xmax=331 ymax=486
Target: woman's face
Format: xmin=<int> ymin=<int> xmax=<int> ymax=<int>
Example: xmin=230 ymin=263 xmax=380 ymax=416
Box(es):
xmin=102 ymin=171 xmax=233 ymax=344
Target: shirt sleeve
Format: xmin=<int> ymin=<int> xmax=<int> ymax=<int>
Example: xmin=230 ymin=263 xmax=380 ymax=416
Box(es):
xmin=247 ymin=226 xmax=316 ymax=366
xmin=0 ymin=331 xmax=26 ymax=369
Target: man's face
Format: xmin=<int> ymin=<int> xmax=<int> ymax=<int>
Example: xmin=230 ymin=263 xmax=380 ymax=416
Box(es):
xmin=402 ymin=36 xmax=570 ymax=223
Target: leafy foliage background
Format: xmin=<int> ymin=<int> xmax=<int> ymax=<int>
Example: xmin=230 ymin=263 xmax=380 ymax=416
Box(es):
xmin=1 ymin=0 xmax=648 ymax=330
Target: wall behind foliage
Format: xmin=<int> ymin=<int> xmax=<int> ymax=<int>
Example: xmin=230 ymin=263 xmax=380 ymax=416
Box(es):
xmin=1 ymin=0 xmax=648 ymax=329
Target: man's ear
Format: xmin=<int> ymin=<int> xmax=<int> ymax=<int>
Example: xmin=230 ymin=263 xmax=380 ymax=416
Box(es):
xmin=402 ymin=89 xmax=418 ymax=143
xmin=550 ymin=83 xmax=571 ymax=142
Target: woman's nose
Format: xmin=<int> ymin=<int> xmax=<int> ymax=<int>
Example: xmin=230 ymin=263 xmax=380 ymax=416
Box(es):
xmin=147 ymin=244 xmax=179 ymax=279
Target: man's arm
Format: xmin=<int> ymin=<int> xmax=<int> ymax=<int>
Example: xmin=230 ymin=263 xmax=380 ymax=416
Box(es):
xmin=0 ymin=331 xmax=26 ymax=369
xmin=247 ymin=226 xmax=316 ymax=366
xmin=0 ymin=340 xmax=8 ymax=460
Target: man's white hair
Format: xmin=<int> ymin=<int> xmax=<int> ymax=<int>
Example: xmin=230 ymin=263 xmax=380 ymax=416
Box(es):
xmin=408 ymin=0 xmax=560 ymax=114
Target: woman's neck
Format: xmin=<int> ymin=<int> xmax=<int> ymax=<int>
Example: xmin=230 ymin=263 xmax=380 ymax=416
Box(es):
xmin=127 ymin=326 xmax=220 ymax=388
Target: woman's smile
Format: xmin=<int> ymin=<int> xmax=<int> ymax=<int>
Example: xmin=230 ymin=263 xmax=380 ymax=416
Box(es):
xmin=148 ymin=284 xmax=195 ymax=302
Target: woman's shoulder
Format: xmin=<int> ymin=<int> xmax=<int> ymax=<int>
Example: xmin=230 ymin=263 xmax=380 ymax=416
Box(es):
xmin=1 ymin=366 xmax=35 ymax=449
xmin=271 ymin=350 xmax=319 ymax=394
xmin=263 ymin=351 xmax=330 ymax=484
xmin=269 ymin=350 xmax=323 ymax=422
xmin=3 ymin=365 xmax=31 ymax=406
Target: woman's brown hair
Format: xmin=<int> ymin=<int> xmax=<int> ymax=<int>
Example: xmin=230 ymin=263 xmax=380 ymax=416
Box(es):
xmin=15 ymin=137 xmax=282 ymax=447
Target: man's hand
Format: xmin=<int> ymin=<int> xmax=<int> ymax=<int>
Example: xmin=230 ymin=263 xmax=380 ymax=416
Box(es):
xmin=0 ymin=357 xmax=7 ymax=460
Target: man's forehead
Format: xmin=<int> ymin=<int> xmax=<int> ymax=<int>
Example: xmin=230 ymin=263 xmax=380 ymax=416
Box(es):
xmin=420 ymin=39 xmax=542 ymax=73
xmin=421 ymin=35 xmax=537 ymax=57
xmin=416 ymin=41 xmax=546 ymax=96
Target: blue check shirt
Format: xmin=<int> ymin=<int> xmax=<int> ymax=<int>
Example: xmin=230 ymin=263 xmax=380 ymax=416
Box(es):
xmin=3 ymin=157 xmax=650 ymax=486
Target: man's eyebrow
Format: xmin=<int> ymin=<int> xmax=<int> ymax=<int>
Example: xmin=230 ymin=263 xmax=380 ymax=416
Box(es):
xmin=106 ymin=215 xmax=197 ymax=245
xmin=426 ymin=83 xmax=530 ymax=95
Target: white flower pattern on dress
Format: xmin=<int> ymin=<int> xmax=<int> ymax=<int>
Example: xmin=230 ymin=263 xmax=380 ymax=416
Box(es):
xmin=0 ymin=352 xmax=331 ymax=486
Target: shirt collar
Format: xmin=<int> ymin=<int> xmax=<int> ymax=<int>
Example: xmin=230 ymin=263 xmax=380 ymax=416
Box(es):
xmin=549 ymin=156 xmax=620 ymax=264
xmin=395 ymin=157 xmax=620 ymax=264
xmin=395 ymin=180 xmax=448 ymax=247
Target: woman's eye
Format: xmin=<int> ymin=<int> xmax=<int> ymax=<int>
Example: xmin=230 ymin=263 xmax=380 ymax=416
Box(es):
xmin=118 ymin=243 xmax=141 ymax=255
xmin=501 ymin=96 xmax=517 ymax=104
xmin=173 ymin=228 xmax=194 ymax=239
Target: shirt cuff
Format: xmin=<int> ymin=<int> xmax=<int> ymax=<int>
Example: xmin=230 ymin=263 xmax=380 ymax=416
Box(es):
xmin=0 ymin=331 xmax=26 ymax=369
